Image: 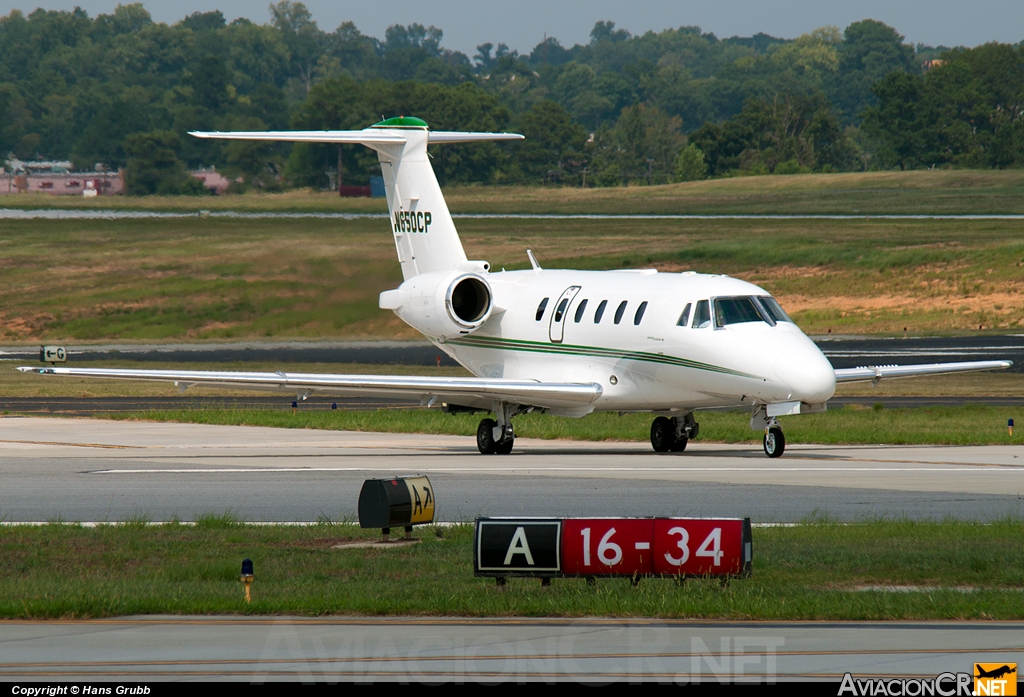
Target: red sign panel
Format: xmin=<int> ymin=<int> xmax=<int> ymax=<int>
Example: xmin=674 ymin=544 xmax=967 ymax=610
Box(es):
xmin=561 ymin=518 xmax=655 ymax=576
xmin=651 ymin=518 xmax=745 ymax=576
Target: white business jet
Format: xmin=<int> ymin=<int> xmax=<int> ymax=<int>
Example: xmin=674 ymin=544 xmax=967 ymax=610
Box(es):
xmin=19 ymin=116 xmax=1011 ymax=457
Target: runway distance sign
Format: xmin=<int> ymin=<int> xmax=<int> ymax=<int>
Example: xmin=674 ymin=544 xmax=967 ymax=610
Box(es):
xmin=474 ymin=518 xmax=561 ymax=575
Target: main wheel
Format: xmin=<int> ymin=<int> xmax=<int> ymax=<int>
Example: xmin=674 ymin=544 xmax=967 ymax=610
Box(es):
xmin=477 ymin=418 xmax=497 ymax=454
xmin=763 ymin=426 xmax=785 ymax=458
xmin=650 ymin=417 xmax=674 ymax=452
xmin=495 ymin=433 xmax=514 ymax=455
xmin=669 ymin=435 xmax=687 ymax=452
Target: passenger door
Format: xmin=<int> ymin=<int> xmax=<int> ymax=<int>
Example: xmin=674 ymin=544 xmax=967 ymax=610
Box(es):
xmin=549 ymin=286 xmax=581 ymax=343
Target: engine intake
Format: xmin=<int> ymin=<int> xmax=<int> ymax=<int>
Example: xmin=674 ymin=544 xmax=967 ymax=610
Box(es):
xmin=448 ymin=275 xmax=491 ymax=327
xmin=382 ymin=271 xmax=494 ymax=340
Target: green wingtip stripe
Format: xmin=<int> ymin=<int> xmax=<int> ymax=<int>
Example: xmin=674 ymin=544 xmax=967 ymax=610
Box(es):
xmin=449 ymin=336 xmax=760 ymax=379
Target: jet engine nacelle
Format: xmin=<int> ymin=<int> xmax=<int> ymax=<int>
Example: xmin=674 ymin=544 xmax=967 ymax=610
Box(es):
xmin=379 ymin=271 xmax=493 ymax=340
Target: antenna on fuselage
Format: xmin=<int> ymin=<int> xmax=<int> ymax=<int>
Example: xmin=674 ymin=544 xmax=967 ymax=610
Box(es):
xmin=527 ymin=249 xmax=541 ymax=271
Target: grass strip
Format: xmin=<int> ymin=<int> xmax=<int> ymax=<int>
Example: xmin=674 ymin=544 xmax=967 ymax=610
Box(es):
xmin=104 ymin=404 xmax=1024 ymax=446
xmin=0 ymin=520 xmax=1021 ymax=620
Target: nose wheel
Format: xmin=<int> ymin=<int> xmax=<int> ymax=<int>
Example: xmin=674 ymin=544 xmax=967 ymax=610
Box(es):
xmin=763 ymin=426 xmax=785 ymax=458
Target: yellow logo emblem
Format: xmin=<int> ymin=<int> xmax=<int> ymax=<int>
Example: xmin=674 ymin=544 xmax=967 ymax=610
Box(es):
xmin=975 ymin=663 xmax=1017 ymax=696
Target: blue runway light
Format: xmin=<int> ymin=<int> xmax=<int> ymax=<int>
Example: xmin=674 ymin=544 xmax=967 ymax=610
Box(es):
xmin=241 ymin=559 xmax=253 ymax=576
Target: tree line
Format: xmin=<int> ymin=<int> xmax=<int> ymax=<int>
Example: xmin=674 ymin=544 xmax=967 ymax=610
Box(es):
xmin=0 ymin=2 xmax=1020 ymax=194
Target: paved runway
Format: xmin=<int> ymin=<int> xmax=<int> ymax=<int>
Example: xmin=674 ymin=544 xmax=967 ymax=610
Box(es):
xmin=2 ymin=417 xmax=1022 ymax=522
xmin=1 ymin=616 xmax=1020 ymax=681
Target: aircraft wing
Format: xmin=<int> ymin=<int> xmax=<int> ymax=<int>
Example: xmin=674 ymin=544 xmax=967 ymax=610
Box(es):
xmin=16 ymin=367 xmax=602 ymax=411
xmin=833 ymin=360 xmax=1012 ymax=383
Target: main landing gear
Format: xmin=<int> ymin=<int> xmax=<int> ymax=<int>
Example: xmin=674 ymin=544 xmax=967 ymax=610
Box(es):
xmin=650 ymin=414 xmax=698 ymax=453
xmin=477 ymin=402 xmax=524 ymax=455
xmin=477 ymin=418 xmax=514 ymax=454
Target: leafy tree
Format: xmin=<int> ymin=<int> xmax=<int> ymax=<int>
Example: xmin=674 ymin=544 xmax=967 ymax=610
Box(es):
xmin=124 ymin=130 xmax=201 ymax=195
xmin=593 ymin=104 xmax=683 ymax=184
xmin=828 ymin=20 xmax=917 ymax=124
xmin=510 ymin=100 xmax=588 ymax=183
xmin=674 ymin=143 xmax=707 ymax=181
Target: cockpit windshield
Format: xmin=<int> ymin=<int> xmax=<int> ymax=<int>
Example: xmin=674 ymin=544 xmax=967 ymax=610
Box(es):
xmin=714 ymin=296 xmax=767 ymax=327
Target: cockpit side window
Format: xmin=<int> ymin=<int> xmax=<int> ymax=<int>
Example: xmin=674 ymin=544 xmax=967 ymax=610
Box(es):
xmin=758 ymin=296 xmax=793 ymax=323
xmin=594 ymin=300 xmax=608 ymax=323
xmin=691 ymin=300 xmax=711 ymax=328
xmin=535 ymin=297 xmax=549 ymax=321
xmin=677 ymin=303 xmax=691 ymax=327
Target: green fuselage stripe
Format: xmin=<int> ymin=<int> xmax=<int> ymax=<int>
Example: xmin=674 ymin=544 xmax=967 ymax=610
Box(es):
xmin=449 ymin=336 xmax=761 ymax=380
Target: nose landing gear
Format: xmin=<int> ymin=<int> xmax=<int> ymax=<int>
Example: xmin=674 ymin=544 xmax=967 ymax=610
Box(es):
xmin=763 ymin=426 xmax=785 ymax=458
xmin=751 ymin=405 xmax=786 ymax=458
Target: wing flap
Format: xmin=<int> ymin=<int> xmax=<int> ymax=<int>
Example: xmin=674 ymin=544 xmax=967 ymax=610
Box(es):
xmin=834 ymin=360 xmax=1012 ymax=383
xmin=17 ymin=367 xmax=602 ymax=409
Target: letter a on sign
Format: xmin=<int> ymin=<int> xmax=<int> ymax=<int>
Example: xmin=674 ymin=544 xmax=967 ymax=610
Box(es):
xmin=504 ymin=527 xmax=535 ymax=565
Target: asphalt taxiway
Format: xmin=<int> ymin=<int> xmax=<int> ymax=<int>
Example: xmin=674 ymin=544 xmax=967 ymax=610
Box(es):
xmin=2 ymin=417 xmax=1022 ymax=522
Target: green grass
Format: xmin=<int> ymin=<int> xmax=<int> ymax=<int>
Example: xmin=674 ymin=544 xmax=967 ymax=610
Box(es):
xmin=0 ymin=520 xmax=1020 ymax=619
xmin=0 ymin=215 xmax=1023 ymax=339
xmin=106 ymin=404 xmax=1024 ymax=446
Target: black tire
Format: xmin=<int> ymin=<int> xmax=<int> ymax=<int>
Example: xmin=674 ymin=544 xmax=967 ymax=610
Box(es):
xmin=650 ymin=417 xmax=674 ymax=452
xmin=495 ymin=433 xmax=514 ymax=455
xmin=669 ymin=435 xmax=688 ymax=452
xmin=477 ymin=418 xmax=497 ymax=454
xmin=763 ymin=427 xmax=785 ymax=458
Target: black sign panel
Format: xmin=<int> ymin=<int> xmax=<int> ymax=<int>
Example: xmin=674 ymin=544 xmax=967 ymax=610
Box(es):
xmin=475 ymin=518 xmax=561 ymax=575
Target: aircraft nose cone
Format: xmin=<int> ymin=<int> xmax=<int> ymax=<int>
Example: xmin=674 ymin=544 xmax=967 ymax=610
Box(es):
xmin=770 ymin=344 xmax=836 ymax=404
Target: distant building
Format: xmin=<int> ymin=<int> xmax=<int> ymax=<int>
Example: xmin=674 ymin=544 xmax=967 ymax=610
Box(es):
xmin=1 ymin=157 xmax=123 ymax=195
xmin=922 ymin=59 xmax=944 ymax=72
xmin=191 ymin=168 xmax=230 ymax=195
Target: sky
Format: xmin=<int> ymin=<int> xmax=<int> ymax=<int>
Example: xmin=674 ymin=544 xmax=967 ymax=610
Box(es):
xmin=0 ymin=0 xmax=1020 ymax=55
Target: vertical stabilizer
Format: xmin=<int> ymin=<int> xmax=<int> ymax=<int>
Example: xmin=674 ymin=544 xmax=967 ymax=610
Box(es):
xmin=190 ymin=120 xmax=523 ymax=281
xmin=370 ymin=118 xmax=466 ymax=279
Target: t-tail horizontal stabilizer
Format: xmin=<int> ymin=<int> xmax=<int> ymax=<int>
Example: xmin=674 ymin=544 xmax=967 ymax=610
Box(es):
xmin=191 ymin=117 xmax=523 ymax=281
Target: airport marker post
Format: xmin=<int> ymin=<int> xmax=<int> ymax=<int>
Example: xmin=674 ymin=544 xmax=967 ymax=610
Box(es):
xmin=474 ymin=517 xmax=752 ymax=586
xmin=240 ymin=558 xmax=254 ymax=603
xmin=358 ymin=476 xmax=435 ymax=542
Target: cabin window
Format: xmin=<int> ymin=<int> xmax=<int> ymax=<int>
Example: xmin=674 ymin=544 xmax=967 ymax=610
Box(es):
xmin=535 ymin=297 xmax=549 ymax=321
xmin=677 ymin=303 xmax=692 ymax=327
xmin=574 ymin=299 xmax=589 ymax=323
xmin=554 ymin=298 xmax=570 ymax=322
xmin=634 ymin=301 xmax=648 ymax=325
xmin=692 ymin=300 xmax=711 ymax=328
xmin=714 ymin=296 xmax=768 ymax=327
xmin=758 ymin=296 xmax=793 ymax=323
xmin=614 ymin=300 xmax=628 ymax=325
xmin=594 ymin=300 xmax=608 ymax=323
